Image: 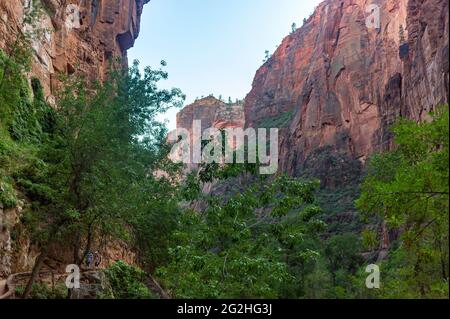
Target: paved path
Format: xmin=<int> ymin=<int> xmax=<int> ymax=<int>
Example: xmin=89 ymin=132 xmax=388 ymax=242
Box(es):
xmin=0 ymin=271 xmax=67 ymax=299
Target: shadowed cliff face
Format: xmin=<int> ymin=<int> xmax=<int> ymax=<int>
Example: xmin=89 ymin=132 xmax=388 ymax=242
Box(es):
xmin=0 ymin=0 xmax=150 ymax=101
xmin=244 ymin=0 xmax=449 ymax=177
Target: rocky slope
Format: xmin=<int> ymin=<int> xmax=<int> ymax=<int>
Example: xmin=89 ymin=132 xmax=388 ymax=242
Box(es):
xmin=244 ymin=0 xmax=449 ymax=177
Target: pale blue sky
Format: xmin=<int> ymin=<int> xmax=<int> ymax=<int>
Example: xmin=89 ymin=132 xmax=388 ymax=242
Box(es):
xmin=129 ymin=0 xmax=322 ymax=130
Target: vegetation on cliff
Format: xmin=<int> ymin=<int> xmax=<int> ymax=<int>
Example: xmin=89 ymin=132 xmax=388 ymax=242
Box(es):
xmin=357 ymin=106 xmax=449 ymax=298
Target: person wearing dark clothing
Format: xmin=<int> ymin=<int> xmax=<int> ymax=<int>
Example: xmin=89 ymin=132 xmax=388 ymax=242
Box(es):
xmin=86 ymin=251 xmax=94 ymax=268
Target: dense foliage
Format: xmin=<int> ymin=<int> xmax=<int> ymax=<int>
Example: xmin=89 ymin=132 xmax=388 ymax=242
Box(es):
xmin=104 ymin=261 xmax=154 ymax=299
xmin=356 ymin=105 xmax=449 ymax=298
xmin=158 ymin=176 xmax=326 ymax=298
xmin=1 ymin=40 xmax=185 ymax=297
xmin=14 ymin=283 xmax=67 ymax=299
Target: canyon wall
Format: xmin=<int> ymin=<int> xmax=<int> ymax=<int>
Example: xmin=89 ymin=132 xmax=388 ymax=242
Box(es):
xmin=0 ymin=0 xmax=149 ymax=102
xmin=177 ymin=96 xmax=245 ymax=133
xmin=174 ymin=96 xmax=245 ymax=171
xmin=244 ymin=0 xmax=448 ymax=177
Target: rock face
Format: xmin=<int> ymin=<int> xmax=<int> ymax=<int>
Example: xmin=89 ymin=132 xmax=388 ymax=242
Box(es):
xmin=177 ymin=96 xmax=245 ymax=132
xmin=0 ymin=0 xmax=150 ymax=101
xmin=402 ymin=0 xmax=449 ymax=119
xmin=175 ymin=96 xmax=245 ymax=170
xmin=244 ymin=0 xmax=449 ymax=176
xmin=70 ymin=271 xmax=114 ymax=299
xmin=0 ymin=203 xmax=24 ymax=278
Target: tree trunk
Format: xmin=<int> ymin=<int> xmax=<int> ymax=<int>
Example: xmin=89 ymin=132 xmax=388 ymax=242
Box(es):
xmin=80 ymin=224 xmax=94 ymax=267
xmin=22 ymin=246 xmax=49 ymax=299
xmin=437 ymin=238 xmax=448 ymax=280
xmin=21 ymin=222 xmax=64 ymax=299
xmin=73 ymin=231 xmax=81 ymax=265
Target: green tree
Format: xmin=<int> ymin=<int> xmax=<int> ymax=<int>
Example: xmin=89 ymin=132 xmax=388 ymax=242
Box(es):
xmin=19 ymin=60 xmax=184 ymax=298
xmin=324 ymin=233 xmax=364 ymax=286
xmin=291 ymin=22 xmax=297 ymax=34
xmin=356 ymin=105 xmax=449 ymax=298
xmin=362 ymin=229 xmax=379 ymax=251
xmin=157 ymin=175 xmax=326 ymax=298
xmin=104 ymin=261 xmax=154 ymax=299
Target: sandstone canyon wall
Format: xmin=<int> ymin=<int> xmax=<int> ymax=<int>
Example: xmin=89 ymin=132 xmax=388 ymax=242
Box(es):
xmin=0 ymin=0 xmax=149 ymax=278
xmin=0 ymin=0 xmax=149 ymax=102
xmin=244 ymin=0 xmax=448 ymax=177
xmin=177 ymin=96 xmax=245 ymax=134
xmin=175 ymin=96 xmax=245 ymax=171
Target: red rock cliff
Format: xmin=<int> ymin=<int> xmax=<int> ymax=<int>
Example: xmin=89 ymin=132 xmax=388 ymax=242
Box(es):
xmin=177 ymin=96 xmax=245 ymax=132
xmin=244 ymin=0 xmax=449 ymax=176
xmin=0 ymin=0 xmax=150 ymax=101
xmin=174 ymin=96 xmax=245 ymax=171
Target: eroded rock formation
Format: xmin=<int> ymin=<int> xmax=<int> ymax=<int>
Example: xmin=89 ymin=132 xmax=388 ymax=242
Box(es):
xmin=244 ymin=0 xmax=449 ymax=176
xmin=175 ymin=96 xmax=245 ymax=169
xmin=177 ymin=96 xmax=245 ymax=132
xmin=0 ymin=0 xmax=150 ymax=101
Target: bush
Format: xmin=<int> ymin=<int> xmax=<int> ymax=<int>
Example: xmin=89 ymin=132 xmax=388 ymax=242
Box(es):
xmin=104 ymin=261 xmax=155 ymax=299
xmin=257 ymin=111 xmax=293 ymax=128
xmin=0 ymin=176 xmax=17 ymax=208
xmin=15 ymin=283 xmax=67 ymax=299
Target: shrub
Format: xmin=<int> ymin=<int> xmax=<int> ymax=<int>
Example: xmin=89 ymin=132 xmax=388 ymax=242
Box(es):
xmin=15 ymin=283 xmax=67 ymax=299
xmin=104 ymin=261 xmax=155 ymax=299
xmin=257 ymin=111 xmax=293 ymax=128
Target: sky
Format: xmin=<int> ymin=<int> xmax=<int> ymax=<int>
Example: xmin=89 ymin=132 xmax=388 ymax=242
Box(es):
xmin=128 ymin=0 xmax=322 ymax=130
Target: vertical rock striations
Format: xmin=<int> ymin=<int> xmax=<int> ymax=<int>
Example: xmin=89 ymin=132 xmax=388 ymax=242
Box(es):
xmin=244 ymin=0 xmax=449 ymax=177
xmin=0 ymin=0 xmax=150 ymax=101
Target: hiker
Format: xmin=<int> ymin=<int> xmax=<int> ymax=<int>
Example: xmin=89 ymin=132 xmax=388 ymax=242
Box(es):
xmin=85 ymin=251 xmax=94 ymax=269
xmin=94 ymin=251 xmax=102 ymax=269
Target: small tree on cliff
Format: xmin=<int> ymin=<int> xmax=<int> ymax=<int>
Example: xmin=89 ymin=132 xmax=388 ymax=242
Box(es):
xmin=291 ymin=22 xmax=297 ymax=34
xmin=263 ymin=50 xmax=271 ymax=63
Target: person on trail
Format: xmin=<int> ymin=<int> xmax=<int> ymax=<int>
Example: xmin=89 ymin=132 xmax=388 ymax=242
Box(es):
xmin=86 ymin=251 xmax=94 ymax=268
xmin=94 ymin=251 xmax=102 ymax=269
